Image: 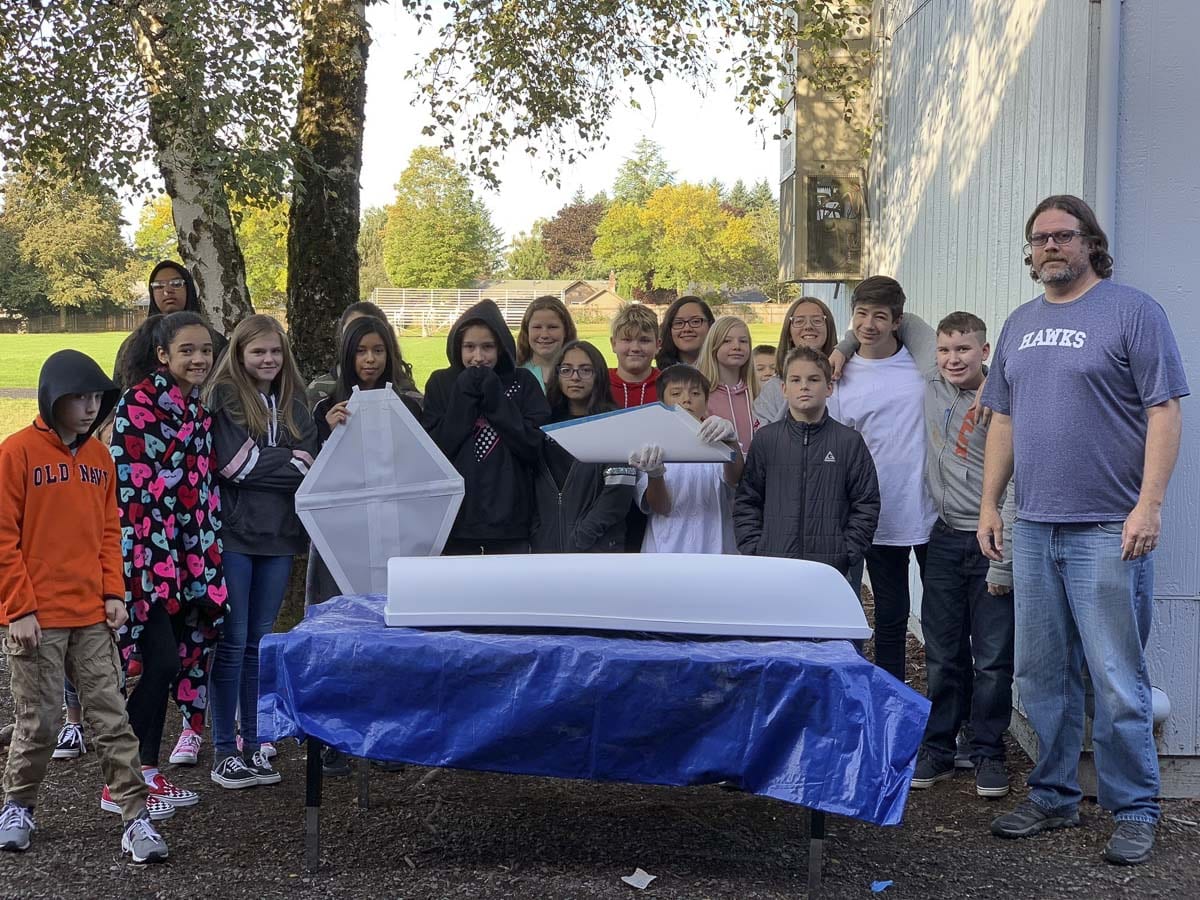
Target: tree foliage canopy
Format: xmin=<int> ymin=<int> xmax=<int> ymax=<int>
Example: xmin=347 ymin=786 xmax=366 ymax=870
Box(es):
xmin=357 ymin=206 xmax=392 ymax=300
xmin=0 ymin=1 xmax=299 ymax=199
xmin=0 ymin=167 xmax=132 ymax=314
xmin=504 ymin=224 xmax=552 ymax=280
xmin=543 ymin=200 xmax=607 ymax=277
xmin=382 ymin=147 xmax=501 ymax=288
xmin=408 ymin=1 xmax=870 ymax=186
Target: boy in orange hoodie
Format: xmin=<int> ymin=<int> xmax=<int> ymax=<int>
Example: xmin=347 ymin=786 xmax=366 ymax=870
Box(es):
xmin=0 ymin=350 xmax=170 ymax=862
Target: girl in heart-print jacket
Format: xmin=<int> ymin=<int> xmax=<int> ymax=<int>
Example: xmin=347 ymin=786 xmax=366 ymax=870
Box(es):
xmin=110 ymin=313 xmax=228 ymax=763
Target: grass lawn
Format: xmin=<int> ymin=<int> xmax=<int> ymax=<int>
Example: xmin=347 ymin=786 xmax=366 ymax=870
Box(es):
xmin=0 ymin=323 xmax=784 ymax=440
xmin=0 ymin=399 xmax=38 ymax=442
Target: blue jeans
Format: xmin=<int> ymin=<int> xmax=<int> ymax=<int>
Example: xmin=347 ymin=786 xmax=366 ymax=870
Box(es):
xmin=1013 ymin=519 xmax=1159 ymax=823
xmin=210 ymin=552 xmax=293 ymax=756
xmin=921 ymin=520 xmax=1014 ymax=762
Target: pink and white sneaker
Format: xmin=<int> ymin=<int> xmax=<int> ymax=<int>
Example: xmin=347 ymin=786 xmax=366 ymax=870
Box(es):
xmin=168 ymin=729 xmax=202 ymax=766
xmin=100 ymin=786 xmax=177 ymax=821
xmin=145 ymin=771 xmax=200 ymax=807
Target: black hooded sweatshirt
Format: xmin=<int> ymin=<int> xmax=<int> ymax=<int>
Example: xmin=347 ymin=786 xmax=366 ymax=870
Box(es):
xmin=37 ymin=350 xmax=121 ymax=448
xmin=422 ymin=300 xmax=551 ymax=542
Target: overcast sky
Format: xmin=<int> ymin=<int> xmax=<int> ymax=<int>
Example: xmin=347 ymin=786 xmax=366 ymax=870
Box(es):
xmin=361 ymin=4 xmax=781 ymax=244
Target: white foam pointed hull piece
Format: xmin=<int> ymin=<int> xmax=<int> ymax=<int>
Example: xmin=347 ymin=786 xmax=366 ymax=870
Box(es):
xmin=542 ymin=403 xmax=735 ymax=464
xmin=385 ymin=554 xmax=871 ymax=639
xmin=297 ymin=386 xmax=464 ymax=596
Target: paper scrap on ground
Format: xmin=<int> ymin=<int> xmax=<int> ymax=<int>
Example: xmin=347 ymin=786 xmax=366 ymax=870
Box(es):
xmin=871 ymin=880 xmax=894 ymax=892
xmin=621 ymin=868 xmax=657 ymax=890
xmin=297 ymin=386 xmax=464 ymax=596
xmin=542 ymin=402 xmax=734 ymax=463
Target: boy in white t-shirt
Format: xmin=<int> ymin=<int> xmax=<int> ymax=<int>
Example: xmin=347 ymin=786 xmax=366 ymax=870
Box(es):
xmin=628 ymin=365 xmax=743 ymax=554
xmin=831 ymin=276 xmax=936 ymax=682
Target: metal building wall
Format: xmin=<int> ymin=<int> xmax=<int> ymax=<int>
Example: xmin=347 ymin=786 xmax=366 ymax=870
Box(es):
xmin=870 ymin=0 xmax=1199 ymax=771
xmin=1112 ymin=0 xmax=1200 ymax=765
xmin=872 ymin=0 xmax=1094 ymax=335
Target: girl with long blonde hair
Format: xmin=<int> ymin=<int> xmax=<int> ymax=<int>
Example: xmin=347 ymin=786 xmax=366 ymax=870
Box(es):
xmin=203 ymin=315 xmax=317 ymax=790
xmin=697 ymin=315 xmax=759 ymax=455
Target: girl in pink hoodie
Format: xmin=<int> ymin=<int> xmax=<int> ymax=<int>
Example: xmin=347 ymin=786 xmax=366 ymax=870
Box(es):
xmin=697 ymin=316 xmax=760 ymax=456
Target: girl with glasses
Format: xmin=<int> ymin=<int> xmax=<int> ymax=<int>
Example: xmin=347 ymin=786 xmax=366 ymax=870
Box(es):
xmin=754 ymin=296 xmax=839 ymax=425
xmin=532 ymin=341 xmax=636 ymax=553
xmin=656 ymin=296 xmax=715 ymax=368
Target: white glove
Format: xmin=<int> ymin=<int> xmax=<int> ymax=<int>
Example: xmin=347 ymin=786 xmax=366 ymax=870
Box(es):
xmin=628 ymin=444 xmax=666 ymax=479
xmin=698 ymin=415 xmax=736 ymax=445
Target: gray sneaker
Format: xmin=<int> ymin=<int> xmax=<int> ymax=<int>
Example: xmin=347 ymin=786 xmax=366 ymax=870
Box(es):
xmin=1103 ymin=821 xmax=1155 ymax=866
xmin=954 ymin=725 xmax=974 ymax=769
xmin=975 ymin=758 xmax=1010 ymax=798
xmin=121 ymin=810 xmax=168 ymax=863
xmin=991 ymin=798 xmax=1079 ymax=838
xmin=0 ymin=801 xmax=35 ymax=852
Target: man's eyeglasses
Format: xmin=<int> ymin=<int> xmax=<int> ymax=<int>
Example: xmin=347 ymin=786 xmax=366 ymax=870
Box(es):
xmin=1026 ymin=230 xmax=1088 ymax=248
xmin=150 ymin=278 xmax=187 ymax=290
xmin=671 ymin=316 xmax=707 ymax=331
xmin=789 ymin=315 xmax=826 ymax=328
xmin=557 ymin=365 xmax=595 ymax=379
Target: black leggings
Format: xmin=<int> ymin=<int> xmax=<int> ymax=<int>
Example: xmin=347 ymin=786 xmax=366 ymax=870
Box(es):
xmin=125 ymin=600 xmax=185 ymax=767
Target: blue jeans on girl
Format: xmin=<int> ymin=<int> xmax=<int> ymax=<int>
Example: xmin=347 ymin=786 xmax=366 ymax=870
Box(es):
xmin=1012 ymin=519 xmax=1159 ymax=824
xmin=209 ymin=552 xmax=293 ymax=757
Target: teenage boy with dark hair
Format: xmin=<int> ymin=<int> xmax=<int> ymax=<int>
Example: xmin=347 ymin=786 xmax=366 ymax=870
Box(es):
xmin=909 ymin=312 xmax=1016 ymax=799
xmin=423 ymin=299 xmax=551 ymax=554
xmin=734 ymin=347 xmax=880 ymax=576
xmin=832 ymin=275 xmax=937 ymax=682
xmin=0 ymin=351 xmax=169 ymax=862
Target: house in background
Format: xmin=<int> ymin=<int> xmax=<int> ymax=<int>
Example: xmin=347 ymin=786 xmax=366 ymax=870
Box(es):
xmin=782 ymin=0 xmax=1200 ymax=795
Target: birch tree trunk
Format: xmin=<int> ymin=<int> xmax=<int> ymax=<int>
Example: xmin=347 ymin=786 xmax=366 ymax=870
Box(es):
xmin=130 ymin=5 xmax=253 ymax=334
xmin=286 ymin=0 xmax=369 ymax=380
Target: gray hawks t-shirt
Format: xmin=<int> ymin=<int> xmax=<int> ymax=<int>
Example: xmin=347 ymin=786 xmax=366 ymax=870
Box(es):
xmin=981 ymin=280 xmax=1189 ymax=523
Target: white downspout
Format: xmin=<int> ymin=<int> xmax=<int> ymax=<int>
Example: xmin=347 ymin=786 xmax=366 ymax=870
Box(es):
xmin=1095 ymin=0 xmax=1121 ymax=242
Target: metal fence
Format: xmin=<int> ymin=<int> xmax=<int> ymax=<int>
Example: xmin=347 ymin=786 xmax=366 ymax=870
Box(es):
xmin=369 ymin=289 xmax=544 ymax=334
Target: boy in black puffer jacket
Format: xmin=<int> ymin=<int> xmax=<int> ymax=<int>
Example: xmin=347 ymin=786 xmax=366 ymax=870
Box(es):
xmin=734 ymin=347 xmax=880 ymax=577
xmin=423 ymin=300 xmax=551 ymax=555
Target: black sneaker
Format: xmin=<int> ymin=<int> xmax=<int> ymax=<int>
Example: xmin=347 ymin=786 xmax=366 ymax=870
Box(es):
xmin=1103 ymin=821 xmax=1155 ymax=865
xmin=321 ymin=746 xmax=352 ymax=777
xmin=910 ymin=749 xmax=955 ymax=789
xmin=244 ymin=748 xmax=282 ymax=786
xmin=52 ymin=723 xmax=86 ymax=760
xmin=991 ymin=799 xmax=1079 ymax=838
xmin=975 ymin=758 xmax=1010 ymax=798
xmin=210 ymin=753 xmax=258 ymax=789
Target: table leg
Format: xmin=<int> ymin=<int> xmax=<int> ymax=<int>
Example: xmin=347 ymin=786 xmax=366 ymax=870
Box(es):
xmin=357 ymin=755 xmax=371 ymax=809
xmin=807 ymin=809 xmax=825 ymax=897
xmin=305 ymin=736 xmax=324 ymax=873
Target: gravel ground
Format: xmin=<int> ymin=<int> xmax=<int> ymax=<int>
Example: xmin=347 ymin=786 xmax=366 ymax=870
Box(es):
xmin=2 ymin=619 xmax=1199 ymax=899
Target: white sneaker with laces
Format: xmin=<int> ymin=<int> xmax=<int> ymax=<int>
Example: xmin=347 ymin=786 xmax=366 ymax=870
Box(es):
xmin=169 ymin=729 xmax=202 ymax=765
xmin=52 ymin=722 xmax=85 ymax=760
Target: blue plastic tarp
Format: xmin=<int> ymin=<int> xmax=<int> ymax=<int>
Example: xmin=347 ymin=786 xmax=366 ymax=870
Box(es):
xmin=259 ymin=595 xmax=929 ymax=826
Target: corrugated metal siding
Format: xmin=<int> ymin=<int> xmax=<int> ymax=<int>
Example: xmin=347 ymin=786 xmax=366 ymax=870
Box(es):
xmin=1113 ymin=0 xmax=1200 ymax=756
xmin=876 ymin=0 xmax=1199 ymax=758
xmin=874 ymin=0 xmax=1093 ymax=335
